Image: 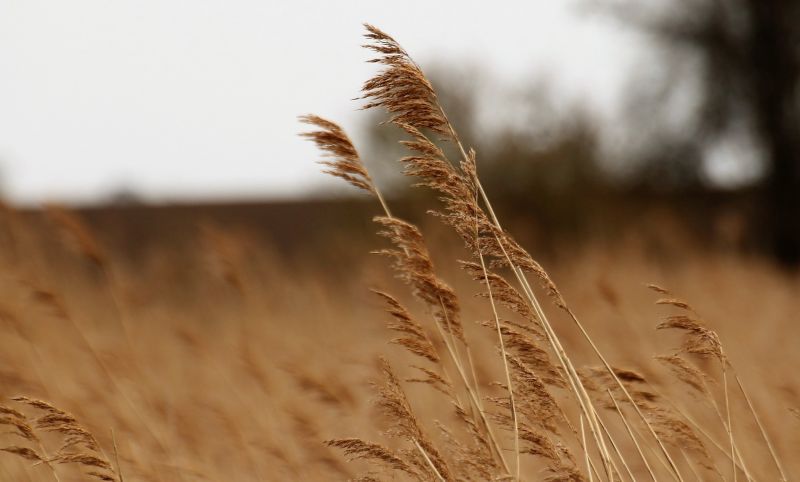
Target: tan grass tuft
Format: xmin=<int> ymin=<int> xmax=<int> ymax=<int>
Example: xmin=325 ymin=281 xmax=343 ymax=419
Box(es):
xmin=372 ymin=290 xmax=440 ymax=363
xmin=2 ymin=397 xmax=120 ymax=482
xmin=325 ymin=438 xmax=420 ymax=478
xmin=299 ymin=114 xmax=377 ymax=195
xmin=655 ymin=354 xmax=711 ymax=395
xmin=374 ymin=217 xmax=464 ymax=343
xmin=460 ymin=260 xmax=542 ymax=334
xmin=506 ymin=355 xmax=561 ymax=432
xmin=361 ymin=24 xmax=449 ymax=136
xmin=373 ymin=358 xmax=453 ymax=480
xmin=1 ymin=445 xmax=42 ymax=461
xmin=656 ymin=314 xmax=725 ymax=363
xmin=406 ymin=365 xmax=452 ymax=396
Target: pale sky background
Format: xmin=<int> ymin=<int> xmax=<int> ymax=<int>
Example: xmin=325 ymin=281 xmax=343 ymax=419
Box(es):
xmin=0 ymin=1 xmax=655 ymax=204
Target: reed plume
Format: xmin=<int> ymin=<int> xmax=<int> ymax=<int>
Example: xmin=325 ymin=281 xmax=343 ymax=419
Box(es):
xmin=299 ymin=114 xmax=377 ymax=195
xmin=1 ymin=397 xmax=120 ymax=482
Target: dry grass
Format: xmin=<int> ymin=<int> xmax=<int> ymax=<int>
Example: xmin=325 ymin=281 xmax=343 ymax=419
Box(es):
xmin=1 ymin=24 xmax=799 ymax=481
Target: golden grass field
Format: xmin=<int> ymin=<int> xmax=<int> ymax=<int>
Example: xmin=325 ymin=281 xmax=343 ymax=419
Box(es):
xmin=0 ymin=201 xmax=798 ymax=481
xmin=2 ymin=23 xmax=799 ymax=482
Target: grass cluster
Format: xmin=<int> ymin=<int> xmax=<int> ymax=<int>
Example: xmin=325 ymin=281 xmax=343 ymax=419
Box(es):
xmin=301 ymin=25 xmax=796 ymax=481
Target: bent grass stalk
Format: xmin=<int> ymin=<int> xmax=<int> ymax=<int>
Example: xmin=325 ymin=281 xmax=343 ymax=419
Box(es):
xmin=608 ymin=389 xmax=658 ymax=481
xmin=735 ymin=375 xmax=787 ymax=482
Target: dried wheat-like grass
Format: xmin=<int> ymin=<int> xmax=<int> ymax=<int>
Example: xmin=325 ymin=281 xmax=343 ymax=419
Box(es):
xmin=326 ymin=359 xmax=454 ymax=481
xmin=304 ymin=21 xmax=795 ymax=482
xmin=361 ymin=24 xmax=449 ymax=136
xmin=493 ymin=322 xmax=564 ymax=389
xmin=374 ymin=358 xmax=453 ymax=480
xmin=374 ymin=216 xmax=464 ymax=344
xmin=299 ymin=114 xmax=377 ymax=195
xmin=1 ymin=397 xmax=120 ymax=482
xmin=505 ymin=355 xmax=561 ymax=433
xmin=372 ymin=289 xmax=440 ymax=364
xmin=655 ymin=354 xmax=712 ymax=396
xmin=325 ymin=438 xmax=420 ymax=478
xmin=657 ymin=314 xmax=725 ymax=363
xmin=460 ymin=260 xmax=543 ymax=336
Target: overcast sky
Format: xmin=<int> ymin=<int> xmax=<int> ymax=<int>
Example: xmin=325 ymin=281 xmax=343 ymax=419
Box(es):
xmin=0 ymin=1 xmax=645 ymax=205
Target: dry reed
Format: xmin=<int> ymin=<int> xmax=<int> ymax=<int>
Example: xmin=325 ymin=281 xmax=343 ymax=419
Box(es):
xmin=304 ymin=23 xmax=795 ymax=482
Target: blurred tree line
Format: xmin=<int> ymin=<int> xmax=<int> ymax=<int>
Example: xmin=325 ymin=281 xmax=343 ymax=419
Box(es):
xmin=604 ymin=0 xmax=800 ymax=266
xmin=364 ymin=0 xmax=800 ymax=268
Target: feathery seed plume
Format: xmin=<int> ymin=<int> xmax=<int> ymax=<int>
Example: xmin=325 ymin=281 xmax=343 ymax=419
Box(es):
xmin=299 ymin=114 xmax=377 ymax=195
xmin=374 ymin=217 xmax=464 ymax=343
xmin=372 ymin=290 xmax=440 ymax=363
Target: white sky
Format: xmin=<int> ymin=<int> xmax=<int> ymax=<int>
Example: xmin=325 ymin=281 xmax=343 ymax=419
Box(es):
xmin=0 ymin=0 xmax=645 ymax=204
